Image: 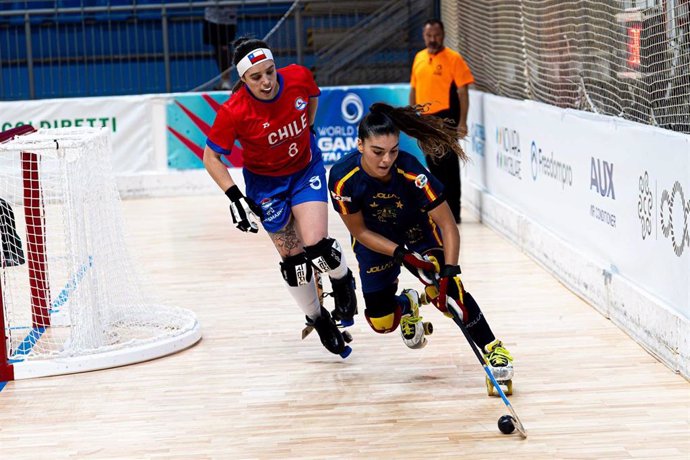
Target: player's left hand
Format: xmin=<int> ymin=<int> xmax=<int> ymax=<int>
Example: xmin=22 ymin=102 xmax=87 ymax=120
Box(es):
xmin=438 ymin=264 xmax=465 ymax=314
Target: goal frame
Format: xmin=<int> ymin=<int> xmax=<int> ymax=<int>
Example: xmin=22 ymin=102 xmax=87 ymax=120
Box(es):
xmin=0 ymin=126 xmax=201 ymax=381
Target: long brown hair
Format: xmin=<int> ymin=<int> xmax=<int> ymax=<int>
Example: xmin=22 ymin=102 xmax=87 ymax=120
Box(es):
xmin=358 ymin=103 xmax=467 ymax=163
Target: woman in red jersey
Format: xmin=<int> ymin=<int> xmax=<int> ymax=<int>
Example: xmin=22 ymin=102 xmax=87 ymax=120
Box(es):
xmin=203 ymin=38 xmax=356 ymax=358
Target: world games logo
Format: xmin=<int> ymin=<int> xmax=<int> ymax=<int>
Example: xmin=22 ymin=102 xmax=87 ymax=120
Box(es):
xmin=341 ymin=93 xmax=364 ymax=124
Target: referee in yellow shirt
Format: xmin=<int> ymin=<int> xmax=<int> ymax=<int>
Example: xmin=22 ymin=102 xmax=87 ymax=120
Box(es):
xmin=410 ymin=19 xmax=474 ymax=223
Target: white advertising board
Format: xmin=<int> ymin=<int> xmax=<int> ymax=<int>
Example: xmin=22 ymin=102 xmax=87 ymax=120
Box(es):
xmin=481 ymin=94 xmax=689 ymax=319
xmin=0 ymin=95 xmax=156 ymax=174
xmin=461 ymin=90 xmax=486 ymax=189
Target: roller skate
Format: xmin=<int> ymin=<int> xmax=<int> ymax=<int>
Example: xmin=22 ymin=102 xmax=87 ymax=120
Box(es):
xmin=483 ymin=339 xmax=514 ymax=396
xmin=329 ymin=269 xmax=358 ymax=327
xmin=399 ymin=289 xmax=433 ymax=349
xmin=303 ymin=307 xmax=352 ymax=359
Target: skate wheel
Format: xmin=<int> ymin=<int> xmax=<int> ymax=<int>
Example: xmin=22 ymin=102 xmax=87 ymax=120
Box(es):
xmin=423 ymin=322 xmax=433 ymax=335
xmin=339 ymin=318 xmax=354 ymax=327
xmin=340 ymin=345 xmax=352 ymax=359
xmin=486 ymin=377 xmax=497 ymax=397
xmin=342 ymin=330 xmax=353 ymax=343
xmin=486 ymin=377 xmax=512 ymax=397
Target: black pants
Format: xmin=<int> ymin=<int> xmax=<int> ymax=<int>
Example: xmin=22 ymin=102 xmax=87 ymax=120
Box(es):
xmin=426 ymin=152 xmax=461 ymax=223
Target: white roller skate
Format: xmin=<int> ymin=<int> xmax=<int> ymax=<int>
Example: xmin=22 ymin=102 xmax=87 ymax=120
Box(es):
xmin=483 ymin=339 xmax=514 ymax=396
xmin=399 ymin=289 xmax=433 ymax=349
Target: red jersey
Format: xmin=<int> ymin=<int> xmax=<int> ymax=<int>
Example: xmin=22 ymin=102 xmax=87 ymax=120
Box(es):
xmin=206 ymin=64 xmax=321 ymax=176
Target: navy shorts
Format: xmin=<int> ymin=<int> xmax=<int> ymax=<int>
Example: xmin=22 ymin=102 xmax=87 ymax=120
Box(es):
xmin=243 ymin=153 xmax=327 ymax=233
xmin=354 ymin=219 xmax=443 ymax=293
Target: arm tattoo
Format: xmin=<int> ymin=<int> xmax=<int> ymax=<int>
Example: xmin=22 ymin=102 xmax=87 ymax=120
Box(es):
xmin=269 ymin=217 xmax=301 ymax=255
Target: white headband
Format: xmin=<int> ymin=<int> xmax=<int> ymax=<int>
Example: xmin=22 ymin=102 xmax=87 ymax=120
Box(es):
xmin=236 ymin=48 xmax=274 ymax=77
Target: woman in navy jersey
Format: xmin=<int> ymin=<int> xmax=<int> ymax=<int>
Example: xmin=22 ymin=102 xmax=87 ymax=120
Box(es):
xmin=203 ymin=38 xmax=356 ymax=358
xmin=328 ymin=103 xmax=515 ymax=383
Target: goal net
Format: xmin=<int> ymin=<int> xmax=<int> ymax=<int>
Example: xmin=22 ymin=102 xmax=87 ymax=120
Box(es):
xmin=443 ymin=0 xmax=690 ymax=133
xmin=0 ymin=127 xmax=201 ymax=380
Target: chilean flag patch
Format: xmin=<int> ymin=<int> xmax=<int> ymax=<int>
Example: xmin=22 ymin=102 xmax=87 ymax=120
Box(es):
xmin=248 ymin=50 xmax=267 ymax=64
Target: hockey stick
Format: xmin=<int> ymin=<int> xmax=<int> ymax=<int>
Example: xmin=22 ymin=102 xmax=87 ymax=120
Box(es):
xmin=444 ymin=295 xmax=527 ymax=438
xmin=421 ymin=261 xmax=527 ymax=438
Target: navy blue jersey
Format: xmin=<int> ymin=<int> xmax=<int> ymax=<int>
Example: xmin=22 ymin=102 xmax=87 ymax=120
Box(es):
xmin=328 ymin=150 xmax=445 ymax=245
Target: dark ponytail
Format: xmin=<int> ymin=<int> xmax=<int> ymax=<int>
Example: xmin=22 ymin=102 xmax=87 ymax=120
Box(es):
xmin=359 ymin=103 xmax=467 ymax=163
xmin=230 ymin=37 xmax=272 ymax=92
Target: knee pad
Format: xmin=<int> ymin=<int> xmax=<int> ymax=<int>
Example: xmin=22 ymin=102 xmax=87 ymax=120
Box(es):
xmin=304 ymin=237 xmax=343 ymax=274
xmin=280 ymin=253 xmax=313 ymax=286
xmin=363 ymin=286 xmax=402 ymax=333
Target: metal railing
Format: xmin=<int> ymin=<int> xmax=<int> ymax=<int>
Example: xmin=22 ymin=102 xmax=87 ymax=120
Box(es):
xmin=0 ymin=0 xmax=436 ymax=100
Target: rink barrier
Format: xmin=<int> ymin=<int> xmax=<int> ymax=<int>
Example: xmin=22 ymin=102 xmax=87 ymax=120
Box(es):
xmin=462 ymin=91 xmax=690 ymax=380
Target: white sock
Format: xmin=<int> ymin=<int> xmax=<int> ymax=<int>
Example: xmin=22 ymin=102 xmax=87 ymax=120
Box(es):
xmin=285 ymin=278 xmax=321 ymax=319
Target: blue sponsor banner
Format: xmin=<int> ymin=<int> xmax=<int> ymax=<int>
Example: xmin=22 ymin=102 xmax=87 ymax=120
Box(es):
xmin=167 ymin=84 xmax=424 ymax=170
xmin=313 ymin=83 xmax=424 ymax=165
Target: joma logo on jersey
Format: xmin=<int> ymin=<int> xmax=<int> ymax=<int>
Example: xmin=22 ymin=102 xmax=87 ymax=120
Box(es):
xmin=590 ymin=157 xmax=615 ymax=199
xmin=366 ymin=261 xmax=394 ymax=273
xmin=268 ymin=113 xmax=308 ymax=145
xmin=294 ymin=97 xmax=307 ymax=111
xmin=374 ymin=192 xmax=399 ymax=199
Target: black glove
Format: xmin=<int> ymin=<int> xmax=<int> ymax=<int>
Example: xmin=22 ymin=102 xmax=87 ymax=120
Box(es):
xmin=393 ymin=246 xmax=437 ymax=285
xmin=225 ymin=185 xmax=263 ymax=233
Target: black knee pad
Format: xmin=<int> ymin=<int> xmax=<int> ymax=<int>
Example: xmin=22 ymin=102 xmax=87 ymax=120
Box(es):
xmin=304 ymin=237 xmax=343 ymax=273
xmin=363 ymin=285 xmax=401 ymax=333
xmin=280 ymin=253 xmax=313 ymax=286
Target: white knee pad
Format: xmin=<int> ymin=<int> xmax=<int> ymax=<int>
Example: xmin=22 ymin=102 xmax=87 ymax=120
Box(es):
xmin=304 ymin=237 xmax=347 ymax=279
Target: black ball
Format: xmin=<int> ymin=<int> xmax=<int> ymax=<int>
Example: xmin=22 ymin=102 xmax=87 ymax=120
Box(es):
xmin=498 ymin=415 xmax=515 ymax=434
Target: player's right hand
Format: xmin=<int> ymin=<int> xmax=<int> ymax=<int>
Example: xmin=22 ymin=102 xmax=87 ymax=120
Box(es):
xmin=438 ymin=264 xmax=465 ymax=315
xmin=225 ymin=185 xmax=263 ymax=233
xmin=393 ymin=246 xmax=437 ymax=285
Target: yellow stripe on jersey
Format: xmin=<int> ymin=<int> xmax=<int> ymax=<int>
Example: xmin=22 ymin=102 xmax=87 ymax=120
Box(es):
xmin=428 ymin=215 xmax=443 ymax=246
xmin=333 ymin=166 xmax=360 ymax=214
xmin=396 ymin=167 xmax=439 ymax=203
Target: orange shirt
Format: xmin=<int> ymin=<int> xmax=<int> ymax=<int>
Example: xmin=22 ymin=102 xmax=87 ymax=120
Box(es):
xmin=410 ymin=47 xmax=474 ymax=115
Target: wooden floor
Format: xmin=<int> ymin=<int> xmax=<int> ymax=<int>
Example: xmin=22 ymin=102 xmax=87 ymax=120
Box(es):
xmin=1 ymin=195 xmax=689 ymax=459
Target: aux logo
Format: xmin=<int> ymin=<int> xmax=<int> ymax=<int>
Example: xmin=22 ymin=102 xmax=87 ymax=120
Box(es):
xmin=590 ymin=157 xmax=615 ymax=199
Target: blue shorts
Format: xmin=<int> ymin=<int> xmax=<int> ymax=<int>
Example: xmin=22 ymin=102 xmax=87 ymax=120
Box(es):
xmin=243 ymin=152 xmax=327 ymax=233
xmin=354 ymin=220 xmax=444 ymax=293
